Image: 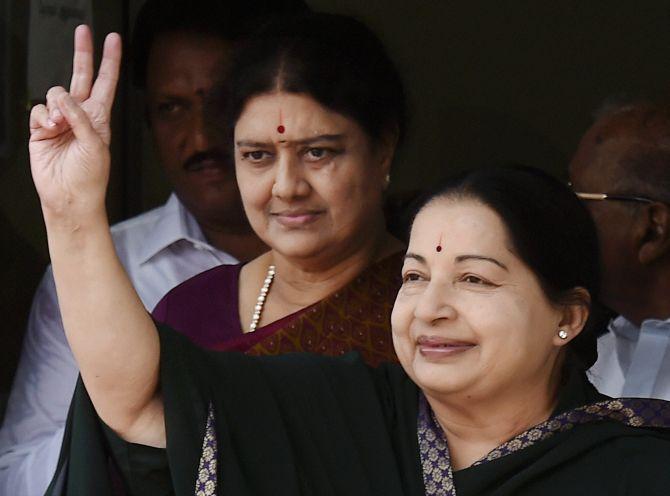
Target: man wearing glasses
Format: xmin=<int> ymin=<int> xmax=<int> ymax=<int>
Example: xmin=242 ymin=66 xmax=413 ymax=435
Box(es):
xmin=569 ymin=100 xmax=670 ymax=400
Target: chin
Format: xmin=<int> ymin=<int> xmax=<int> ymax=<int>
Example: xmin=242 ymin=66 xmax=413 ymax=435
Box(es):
xmin=410 ymin=357 xmax=473 ymax=396
xmin=266 ymin=233 xmax=330 ymax=259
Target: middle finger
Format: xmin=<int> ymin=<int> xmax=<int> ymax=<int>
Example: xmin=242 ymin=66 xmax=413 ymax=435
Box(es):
xmin=90 ymin=32 xmax=122 ymax=115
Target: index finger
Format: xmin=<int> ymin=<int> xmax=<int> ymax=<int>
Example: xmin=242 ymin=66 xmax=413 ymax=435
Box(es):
xmin=69 ymin=25 xmax=94 ymax=102
xmin=90 ymin=32 xmax=122 ymax=114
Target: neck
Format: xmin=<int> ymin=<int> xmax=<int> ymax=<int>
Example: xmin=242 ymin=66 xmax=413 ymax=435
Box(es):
xmin=198 ymin=219 xmax=267 ymax=262
xmin=426 ymin=364 xmax=561 ymax=470
xmin=615 ymin=268 xmax=670 ymax=326
xmin=270 ymin=216 xmax=398 ymax=308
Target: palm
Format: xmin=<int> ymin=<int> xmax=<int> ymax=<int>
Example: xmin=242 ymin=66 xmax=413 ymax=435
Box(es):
xmin=29 ymin=26 xmax=120 ymax=216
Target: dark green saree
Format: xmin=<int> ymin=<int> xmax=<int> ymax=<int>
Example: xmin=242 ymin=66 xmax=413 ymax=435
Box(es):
xmin=47 ymin=325 xmax=670 ymax=495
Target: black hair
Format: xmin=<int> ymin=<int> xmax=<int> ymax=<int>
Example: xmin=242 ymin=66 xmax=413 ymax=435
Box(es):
xmin=223 ymin=12 xmax=406 ymax=146
xmin=130 ymin=0 xmax=310 ymax=89
xmin=410 ymin=165 xmax=605 ymax=371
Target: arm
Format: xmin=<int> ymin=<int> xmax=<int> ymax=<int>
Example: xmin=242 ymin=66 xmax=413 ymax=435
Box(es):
xmin=28 ymin=26 xmax=164 ymax=446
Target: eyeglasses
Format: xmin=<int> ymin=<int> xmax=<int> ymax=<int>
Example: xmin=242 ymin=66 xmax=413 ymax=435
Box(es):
xmin=567 ymin=182 xmax=656 ymax=204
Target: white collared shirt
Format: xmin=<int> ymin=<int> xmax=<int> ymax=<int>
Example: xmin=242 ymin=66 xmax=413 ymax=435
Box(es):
xmin=0 ymin=194 xmax=236 ymax=496
xmin=588 ymin=315 xmax=670 ymax=400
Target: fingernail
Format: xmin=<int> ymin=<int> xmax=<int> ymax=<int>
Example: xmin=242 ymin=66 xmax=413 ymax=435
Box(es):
xmin=47 ymin=119 xmax=56 ymax=127
xmin=51 ymin=109 xmax=62 ymax=121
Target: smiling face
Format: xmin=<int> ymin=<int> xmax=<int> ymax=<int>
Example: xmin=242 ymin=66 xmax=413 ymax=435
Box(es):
xmin=392 ymin=198 xmax=567 ymax=402
xmin=234 ymin=92 xmax=392 ymax=262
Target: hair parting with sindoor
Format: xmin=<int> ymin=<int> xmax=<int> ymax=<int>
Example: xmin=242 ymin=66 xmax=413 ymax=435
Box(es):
xmin=211 ymin=12 xmax=406 ymax=149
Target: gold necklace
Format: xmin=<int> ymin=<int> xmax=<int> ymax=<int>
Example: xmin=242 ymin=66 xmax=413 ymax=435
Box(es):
xmin=247 ymin=265 xmax=276 ymax=333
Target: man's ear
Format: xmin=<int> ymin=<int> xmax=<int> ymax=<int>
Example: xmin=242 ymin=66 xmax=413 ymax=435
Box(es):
xmin=637 ymin=203 xmax=670 ymax=265
xmin=553 ymin=288 xmax=590 ymax=346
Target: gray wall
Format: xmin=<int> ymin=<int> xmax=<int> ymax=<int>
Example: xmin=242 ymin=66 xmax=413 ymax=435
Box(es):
xmin=1 ymin=0 xmax=669 ymax=395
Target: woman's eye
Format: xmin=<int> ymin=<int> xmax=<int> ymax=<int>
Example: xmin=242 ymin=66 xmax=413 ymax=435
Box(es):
xmin=242 ymin=150 xmax=272 ymax=162
xmin=460 ymin=274 xmax=492 ymax=286
xmin=304 ymin=147 xmax=335 ymax=162
xmin=402 ymin=272 xmax=424 ymax=283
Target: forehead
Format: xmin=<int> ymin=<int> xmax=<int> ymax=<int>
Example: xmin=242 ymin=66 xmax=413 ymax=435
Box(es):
xmin=236 ymin=92 xmax=359 ymax=136
xmin=569 ymin=112 xmax=649 ymax=189
xmin=146 ymin=32 xmax=232 ymax=91
xmin=410 ymin=199 xmax=510 ymax=254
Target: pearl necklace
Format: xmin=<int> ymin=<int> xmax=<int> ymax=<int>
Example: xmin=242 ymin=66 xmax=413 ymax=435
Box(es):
xmin=248 ymin=265 xmax=276 ymax=333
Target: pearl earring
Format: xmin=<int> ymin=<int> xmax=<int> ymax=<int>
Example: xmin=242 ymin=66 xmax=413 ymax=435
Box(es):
xmin=558 ymin=329 xmax=568 ymax=340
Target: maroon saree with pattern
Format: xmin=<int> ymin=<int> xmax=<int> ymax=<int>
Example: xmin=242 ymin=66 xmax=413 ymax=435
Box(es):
xmin=152 ymin=252 xmax=403 ymax=366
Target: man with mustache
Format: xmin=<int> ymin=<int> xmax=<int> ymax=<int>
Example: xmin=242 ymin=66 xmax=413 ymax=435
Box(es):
xmin=0 ymin=1 xmax=306 ymax=494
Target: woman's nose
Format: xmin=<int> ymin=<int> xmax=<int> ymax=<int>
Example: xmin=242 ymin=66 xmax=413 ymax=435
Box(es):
xmin=413 ymin=281 xmax=457 ymax=324
xmin=272 ymin=154 xmax=310 ymax=200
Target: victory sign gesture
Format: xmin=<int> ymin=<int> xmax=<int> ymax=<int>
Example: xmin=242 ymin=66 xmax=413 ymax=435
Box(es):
xmin=29 ymin=25 xmax=121 ymax=223
xmin=27 ymin=27 xmax=164 ymax=445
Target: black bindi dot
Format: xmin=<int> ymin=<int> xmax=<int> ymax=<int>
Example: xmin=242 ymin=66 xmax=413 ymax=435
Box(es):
xmin=436 ymin=245 xmax=442 ymax=252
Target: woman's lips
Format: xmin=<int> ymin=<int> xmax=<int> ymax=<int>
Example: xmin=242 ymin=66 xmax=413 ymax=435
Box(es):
xmin=416 ymin=335 xmax=475 ymax=359
xmin=272 ymin=211 xmax=324 ymax=228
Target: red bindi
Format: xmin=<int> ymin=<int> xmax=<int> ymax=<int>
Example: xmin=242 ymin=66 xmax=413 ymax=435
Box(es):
xmin=436 ymin=246 xmax=442 ymax=252
xmin=277 ymin=125 xmax=285 ymax=134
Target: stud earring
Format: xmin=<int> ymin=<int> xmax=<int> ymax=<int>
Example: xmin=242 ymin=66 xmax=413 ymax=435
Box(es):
xmin=558 ymin=329 xmax=569 ymax=340
xmin=384 ymin=173 xmax=391 ymax=189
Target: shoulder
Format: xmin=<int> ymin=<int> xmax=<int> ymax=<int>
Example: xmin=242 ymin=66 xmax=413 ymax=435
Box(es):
xmin=568 ymin=416 xmax=670 ymax=466
xmin=107 ymin=204 xmax=167 ymax=261
xmin=159 ymin=263 xmax=242 ymax=303
xmin=109 ymin=204 xmax=165 ymax=237
xmin=152 ymin=263 xmax=242 ymax=326
xmin=602 ymin=428 xmax=670 ymax=489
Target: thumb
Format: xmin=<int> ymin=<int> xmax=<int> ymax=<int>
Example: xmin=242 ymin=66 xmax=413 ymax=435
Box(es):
xmin=57 ymin=93 xmax=103 ymax=149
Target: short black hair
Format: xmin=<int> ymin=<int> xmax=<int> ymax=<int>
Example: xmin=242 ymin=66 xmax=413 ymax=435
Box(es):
xmin=223 ymin=12 xmax=406 ymax=147
xmin=410 ymin=165 xmax=605 ymax=371
xmin=130 ymin=0 xmax=310 ymax=88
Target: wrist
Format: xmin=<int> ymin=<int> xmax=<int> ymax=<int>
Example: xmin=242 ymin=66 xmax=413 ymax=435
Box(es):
xmin=43 ymin=202 xmax=109 ymax=238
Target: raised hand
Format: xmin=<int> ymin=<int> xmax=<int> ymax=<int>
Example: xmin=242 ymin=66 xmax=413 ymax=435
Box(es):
xmin=29 ymin=25 xmax=121 ymax=222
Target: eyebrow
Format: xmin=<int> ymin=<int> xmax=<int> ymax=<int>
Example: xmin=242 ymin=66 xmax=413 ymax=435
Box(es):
xmin=404 ymin=252 xmax=508 ymax=270
xmin=455 ymin=254 xmax=508 ymax=270
xmin=236 ymin=134 xmax=345 ymax=148
xmin=404 ymin=253 xmax=426 ymax=264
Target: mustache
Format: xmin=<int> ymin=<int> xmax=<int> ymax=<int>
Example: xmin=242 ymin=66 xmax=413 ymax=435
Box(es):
xmin=183 ymin=149 xmax=232 ymax=170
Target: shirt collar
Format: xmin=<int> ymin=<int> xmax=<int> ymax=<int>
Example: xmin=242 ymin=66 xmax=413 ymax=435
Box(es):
xmin=138 ymin=193 xmax=214 ymax=264
xmin=609 ymin=314 xmax=670 ymax=341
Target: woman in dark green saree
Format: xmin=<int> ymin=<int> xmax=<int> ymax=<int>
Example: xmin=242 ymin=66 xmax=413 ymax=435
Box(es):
xmin=29 ymin=20 xmax=670 ymax=496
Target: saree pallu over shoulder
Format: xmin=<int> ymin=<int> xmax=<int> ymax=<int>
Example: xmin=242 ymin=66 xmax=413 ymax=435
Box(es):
xmin=221 ymin=252 xmax=404 ymax=366
xmin=418 ymin=392 xmax=670 ymax=495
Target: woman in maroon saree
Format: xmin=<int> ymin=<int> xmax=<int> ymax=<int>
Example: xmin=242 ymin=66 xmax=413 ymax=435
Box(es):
xmin=151 ymin=15 xmax=408 ymax=365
